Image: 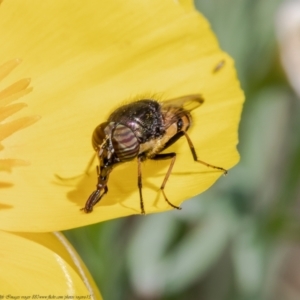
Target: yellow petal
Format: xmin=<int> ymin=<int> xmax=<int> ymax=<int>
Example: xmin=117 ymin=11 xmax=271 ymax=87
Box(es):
xmin=0 ymin=0 xmax=244 ymax=231
xmin=0 ymin=230 xmax=102 ymax=298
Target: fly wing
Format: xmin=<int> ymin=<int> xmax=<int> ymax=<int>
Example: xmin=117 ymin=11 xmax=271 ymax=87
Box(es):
xmin=161 ymin=94 xmax=204 ymax=112
xmin=161 ymin=94 xmax=204 ymax=129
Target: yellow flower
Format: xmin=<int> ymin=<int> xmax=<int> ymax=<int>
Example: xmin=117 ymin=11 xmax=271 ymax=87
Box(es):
xmin=0 ymin=230 xmax=102 ymax=298
xmin=0 ymin=0 xmax=244 ymax=232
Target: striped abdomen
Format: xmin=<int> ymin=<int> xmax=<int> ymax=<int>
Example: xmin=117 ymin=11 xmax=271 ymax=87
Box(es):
xmin=110 ymin=123 xmax=140 ymax=161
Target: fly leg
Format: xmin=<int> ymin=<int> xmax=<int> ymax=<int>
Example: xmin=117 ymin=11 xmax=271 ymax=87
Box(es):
xmin=137 ymin=156 xmax=145 ymax=214
xmin=150 ymin=153 xmax=181 ymax=210
xmin=184 ymin=132 xmax=228 ymax=174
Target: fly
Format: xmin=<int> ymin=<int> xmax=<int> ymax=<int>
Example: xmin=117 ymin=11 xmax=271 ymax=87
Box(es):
xmin=83 ymin=94 xmax=227 ymax=214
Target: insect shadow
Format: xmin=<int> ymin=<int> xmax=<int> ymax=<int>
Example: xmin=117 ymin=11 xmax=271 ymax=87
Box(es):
xmin=54 ymin=150 xmax=222 ymax=214
xmin=54 ymin=157 xmax=170 ymax=212
xmin=54 ymin=158 xmax=164 ymax=212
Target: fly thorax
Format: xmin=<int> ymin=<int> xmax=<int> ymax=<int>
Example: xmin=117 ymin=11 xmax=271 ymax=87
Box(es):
xmin=143 ymin=123 xmax=177 ymax=157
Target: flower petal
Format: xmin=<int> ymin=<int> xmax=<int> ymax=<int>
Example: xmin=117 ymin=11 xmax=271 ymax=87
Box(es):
xmin=0 ymin=0 xmax=244 ymax=231
xmin=0 ymin=230 xmax=102 ymax=298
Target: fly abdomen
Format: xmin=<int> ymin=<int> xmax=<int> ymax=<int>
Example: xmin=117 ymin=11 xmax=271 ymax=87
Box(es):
xmin=112 ymin=124 xmax=139 ymax=161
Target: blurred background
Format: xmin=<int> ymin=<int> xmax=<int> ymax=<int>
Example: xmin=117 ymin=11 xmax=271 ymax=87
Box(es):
xmin=64 ymin=0 xmax=300 ymax=299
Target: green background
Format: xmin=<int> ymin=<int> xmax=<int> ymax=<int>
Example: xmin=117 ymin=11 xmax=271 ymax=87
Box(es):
xmin=65 ymin=0 xmax=300 ymax=299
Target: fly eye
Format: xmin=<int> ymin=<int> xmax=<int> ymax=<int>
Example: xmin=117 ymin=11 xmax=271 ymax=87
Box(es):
xmin=177 ymin=118 xmax=183 ymax=132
